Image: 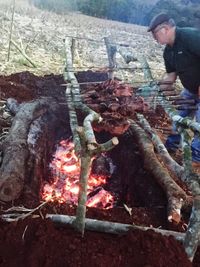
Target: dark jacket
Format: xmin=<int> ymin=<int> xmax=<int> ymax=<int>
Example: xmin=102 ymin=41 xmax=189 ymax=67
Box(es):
xmin=164 ymin=27 xmax=200 ymax=93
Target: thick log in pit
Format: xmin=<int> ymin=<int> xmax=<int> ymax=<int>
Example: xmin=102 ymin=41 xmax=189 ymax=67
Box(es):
xmin=129 ymin=121 xmax=189 ymax=224
xmin=0 ymin=97 xmax=64 ymax=202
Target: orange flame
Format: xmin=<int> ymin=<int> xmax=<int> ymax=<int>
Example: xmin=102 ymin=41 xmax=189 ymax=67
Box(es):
xmin=42 ymin=140 xmax=114 ymax=208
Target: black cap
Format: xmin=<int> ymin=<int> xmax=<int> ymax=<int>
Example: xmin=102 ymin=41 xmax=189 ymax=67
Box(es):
xmin=147 ymin=13 xmax=170 ymax=32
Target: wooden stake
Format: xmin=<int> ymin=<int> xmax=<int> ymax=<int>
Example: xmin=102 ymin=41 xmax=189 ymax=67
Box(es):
xmin=64 ymin=37 xmax=118 ymax=235
xmin=7 ymin=0 xmax=15 ymax=61
xmin=104 ymin=37 xmax=117 ymax=80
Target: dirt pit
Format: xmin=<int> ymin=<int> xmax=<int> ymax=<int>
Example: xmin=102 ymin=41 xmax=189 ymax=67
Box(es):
xmin=0 ymin=71 xmax=199 ymax=267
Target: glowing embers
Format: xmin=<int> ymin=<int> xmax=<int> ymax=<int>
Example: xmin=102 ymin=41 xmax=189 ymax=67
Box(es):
xmin=42 ymin=140 xmax=114 ymax=209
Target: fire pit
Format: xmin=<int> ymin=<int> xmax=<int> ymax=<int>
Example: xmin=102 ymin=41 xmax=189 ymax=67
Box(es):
xmin=0 ymin=71 xmax=195 ymax=267
xmin=42 ymin=139 xmax=115 ymax=209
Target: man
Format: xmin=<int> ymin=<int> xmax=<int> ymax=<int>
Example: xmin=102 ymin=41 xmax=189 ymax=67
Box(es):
xmin=147 ymin=13 xmax=200 ymax=162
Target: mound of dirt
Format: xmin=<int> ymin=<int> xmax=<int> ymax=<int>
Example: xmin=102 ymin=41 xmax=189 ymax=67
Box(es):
xmin=0 ymin=216 xmax=192 ymax=267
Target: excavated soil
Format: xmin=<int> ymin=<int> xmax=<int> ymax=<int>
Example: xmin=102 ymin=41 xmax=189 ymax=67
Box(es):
xmin=0 ymin=71 xmax=199 ymax=267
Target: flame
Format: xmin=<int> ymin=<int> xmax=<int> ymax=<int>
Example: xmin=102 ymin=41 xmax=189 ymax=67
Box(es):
xmin=86 ymin=188 xmax=114 ymax=209
xmin=42 ymin=140 xmax=114 ymax=208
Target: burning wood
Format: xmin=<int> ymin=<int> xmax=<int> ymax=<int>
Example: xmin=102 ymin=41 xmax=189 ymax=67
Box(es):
xmin=42 ymin=140 xmax=115 ymax=209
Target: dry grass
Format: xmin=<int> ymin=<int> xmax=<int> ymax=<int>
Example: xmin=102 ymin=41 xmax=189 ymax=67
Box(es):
xmin=0 ymin=0 xmax=165 ymax=82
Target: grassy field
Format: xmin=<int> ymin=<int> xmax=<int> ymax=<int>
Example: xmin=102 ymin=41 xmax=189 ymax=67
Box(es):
xmin=0 ymin=0 xmax=165 ymax=84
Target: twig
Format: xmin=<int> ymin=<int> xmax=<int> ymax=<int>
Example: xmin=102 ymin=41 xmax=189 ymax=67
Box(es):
xmin=1 ymin=201 xmax=48 ymax=222
xmin=22 ymin=225 xmax=28 ymax=241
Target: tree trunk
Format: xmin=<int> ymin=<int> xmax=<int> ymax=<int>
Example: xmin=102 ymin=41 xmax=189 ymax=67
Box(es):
xmin=129 ymin=121 xmax=188 ymax=224
xmin=0 ymin=97 xmax=62 ymax=202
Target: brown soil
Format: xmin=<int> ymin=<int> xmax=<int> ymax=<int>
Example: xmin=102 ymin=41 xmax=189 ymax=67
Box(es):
xmin=0 ymin=71 xmax=199 ymax=267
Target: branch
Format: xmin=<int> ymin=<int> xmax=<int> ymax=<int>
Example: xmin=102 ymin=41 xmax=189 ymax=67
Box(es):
xmin=7 ymin=0 xmax=15 ymax=61
xmin=64 ymin=37 xmax=119 ymax=235
xmin=65 ymin=85 xmax=81 ymax=154
xmin=73 ymin=127 xmax=118 ymax=236
xmin=10 ymin=39 xmax=36 ymax=68
xmin=136 ymin=113 xmax=184 ymax=178
xmin=129 ymin=121 xmax=188 ymax=224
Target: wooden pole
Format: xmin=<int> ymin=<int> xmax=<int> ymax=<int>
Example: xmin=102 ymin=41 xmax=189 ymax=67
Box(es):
xmin=47 ymin=213 xmax=186 ymax=242
xmin=64 ymin=37 xmax=118 ymax=235
xmin=104 ymin=37 xmax=117 ymax=80
xmin=7 ymin=0 xmax=16 ymax=61
xmin=180 ymin=127 xmax=200 ymax=261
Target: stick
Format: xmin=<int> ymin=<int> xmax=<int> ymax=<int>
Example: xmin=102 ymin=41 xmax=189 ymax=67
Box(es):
xmin=46 ymin=214 xmax=186 ymax=241
xmin=64 ymin=37 xmax=118 ymax=235
xmin=7 ymin=0 xmax=15 ymax=61
xmin=104 ymin=37 xmax=117 ymax=80
xmin=10 ymin=39 xmax=36 ymax=68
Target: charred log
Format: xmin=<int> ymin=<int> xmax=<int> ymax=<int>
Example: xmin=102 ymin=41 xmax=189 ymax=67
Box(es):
xmin=0 ymin=97 xmax=63 ymax=202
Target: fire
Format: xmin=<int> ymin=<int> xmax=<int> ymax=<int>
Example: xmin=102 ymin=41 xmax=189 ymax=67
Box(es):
xmin=42 ymin=140 xmax=115 ymax=209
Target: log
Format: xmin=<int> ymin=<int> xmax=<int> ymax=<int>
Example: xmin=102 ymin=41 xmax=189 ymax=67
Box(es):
xmin=129 ymin=121 xmax=188 ymax=224
xmin=0 ymin=97 xmax=62 ymax=202
xmin=46 ymin=214 xmax=185 ymax=241
xmin=136 ymin=113 xmax=184 ymax=178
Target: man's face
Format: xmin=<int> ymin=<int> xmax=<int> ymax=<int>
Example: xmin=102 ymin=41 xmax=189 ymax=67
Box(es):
xmin=152 ymin=24 xmax=169 ymax=45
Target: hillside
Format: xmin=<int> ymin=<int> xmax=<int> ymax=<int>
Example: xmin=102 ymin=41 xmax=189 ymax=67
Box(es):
xmin=0 ymin=0 xmax=165 ymax=81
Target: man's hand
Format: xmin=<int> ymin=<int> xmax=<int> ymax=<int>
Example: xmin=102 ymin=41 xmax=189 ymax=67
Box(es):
xmin=159 ymin=72 xmax=177 ymax=91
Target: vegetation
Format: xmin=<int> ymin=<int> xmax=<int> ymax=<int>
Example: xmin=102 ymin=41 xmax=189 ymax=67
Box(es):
xmin=30 ymin=0 xmax=151 ymax=24
xmin=30 ymin=0 xmax=200 ymax=28
xmin=30 ymin=0 xmax=77 ymax=12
